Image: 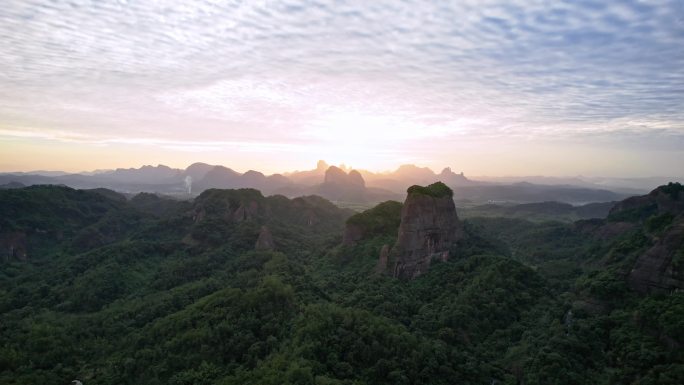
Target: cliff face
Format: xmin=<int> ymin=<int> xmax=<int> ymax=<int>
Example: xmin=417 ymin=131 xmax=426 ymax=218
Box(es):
xmin=608 ymin=183 xmax=684 ymax=293
xmin=188 ymin=188 xmax=352 ymax=247
xmin=609 ymin=182 xmax=684 ymax=221
xmin=0 ymin=231 xmax=28 ymax=262
xmin=255 ymin=225 xmax=275 ymax=251
xmin=628 ymin=217 xmax=684 ymax=293
xmin=375 ymin=244 xmax=390 ymax=273
xmin=391 ymin=182 xmax=462 ymax=279
xmin=191 ymin=188 xmax=266 ymax=220
xmin=342 ymin=224 xmax=363 ymax=246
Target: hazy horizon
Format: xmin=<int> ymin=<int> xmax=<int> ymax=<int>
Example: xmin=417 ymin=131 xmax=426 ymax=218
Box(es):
xmin=2 ymin=1 xmax=683 ymax=177
xmin=3 ymin=160 xmax=684 ymax=181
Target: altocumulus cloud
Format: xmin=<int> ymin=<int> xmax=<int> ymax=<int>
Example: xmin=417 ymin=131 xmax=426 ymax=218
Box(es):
xmin=0 ymin=0 xmax=683 ymax=154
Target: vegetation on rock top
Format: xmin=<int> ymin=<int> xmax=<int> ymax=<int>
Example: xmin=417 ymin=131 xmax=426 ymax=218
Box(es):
xmin=406 ymin=181 xmax=453 ymax=198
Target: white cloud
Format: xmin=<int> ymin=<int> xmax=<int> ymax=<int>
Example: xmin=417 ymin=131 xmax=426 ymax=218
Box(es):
xmin=0 ymin=0 xmax=683 ymax=162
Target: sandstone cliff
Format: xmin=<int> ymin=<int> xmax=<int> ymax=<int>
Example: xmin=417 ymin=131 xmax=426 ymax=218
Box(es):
xmin=0 ymin=231 xmax=28 ymax=262
xmin=628 ymin=216 xmax=684 ymax=293
xmin=607 ymin=183 xmax=684 ymax=293
xmin=187 ymin=188 xmax=352 ymax=247
xmin=608 ymin=182 xmax=684 ymax=221
xmin=255 ymin=225 xmax=275 ymax=251
xmin=375 ymin=244 xmax=390 ymax=273
xmin=391 ymin=182 xmax=462 ymax=279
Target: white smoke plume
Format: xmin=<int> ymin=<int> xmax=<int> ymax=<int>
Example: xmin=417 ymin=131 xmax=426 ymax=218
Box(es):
xmin=184 ymin=176 xmax=192 ymax=195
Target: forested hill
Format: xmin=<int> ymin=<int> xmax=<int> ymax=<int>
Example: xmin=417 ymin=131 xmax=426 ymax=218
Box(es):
xmin=0 ymin=184 xmax=682 ymax=384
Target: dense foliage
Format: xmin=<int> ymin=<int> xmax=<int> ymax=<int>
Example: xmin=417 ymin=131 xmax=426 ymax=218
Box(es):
xmin=0 ymin=185 xmax=682 ymax=384
xmin=345 ymin=200 xmax=402 ymax=237
xmin=407 ymin=182 xmax=453 ymax=198
xmin=458 ymin=201 xmax=614 ymax=223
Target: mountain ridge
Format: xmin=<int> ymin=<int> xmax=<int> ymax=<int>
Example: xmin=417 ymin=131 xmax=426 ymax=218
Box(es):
xmin=0 ymin=161 xmax=651 ymax=205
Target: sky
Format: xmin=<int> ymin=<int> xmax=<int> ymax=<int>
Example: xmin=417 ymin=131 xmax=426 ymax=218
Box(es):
xmin=1 ymin=0 xmax=683 ymax=176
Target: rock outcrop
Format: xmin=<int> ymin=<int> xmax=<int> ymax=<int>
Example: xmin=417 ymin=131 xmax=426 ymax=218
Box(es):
xmin=232 ymin=201 xmax=260 ymax=222
xmin=609 ymin=182 xmax=684 ymax=221
xmin=255 ymin=225 xmax=275 ymax=251
xmin=187 ymin=188 xmax=352 ymax=246
xmin=628 ymin=217 xmax=684 ymax=293
xmin=0 ymin=231 xmax=28 ymax=262
xmin=342 ymin=223 xmax=363 ymax=246
xmin=391 ymin=182 xmax=462 ymax=279
xmin=375 ymin=244 xmax=390 ymax=273
xmin=575 ymin=219 xmax=636 ymax=240
xmin=608 ymin=183 xmax=684 ymax=293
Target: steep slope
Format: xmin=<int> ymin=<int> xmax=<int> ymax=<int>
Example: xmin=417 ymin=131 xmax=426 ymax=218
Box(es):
xmin=0 ymin=185 xmax=142 ymax=258
xmin=342 ymin=200 xmax=402 ymax=246
xmin=603 ymin=182 xmax=684 ymax=293
xmin=187 ymin=188 xmax=353 ymax=253
xmin=193 ymin=165 xmax=242 ymax=191
xmin=182 ymin=162 xmax=215 ymax=181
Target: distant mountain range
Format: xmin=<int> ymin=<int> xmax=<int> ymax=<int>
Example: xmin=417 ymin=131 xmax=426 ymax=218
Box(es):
xmin=458 ymin=201 xmax=616 ymax=222
xmin=2 ymin=161 xmax=677 ymax=205
xmin=471 ymin=175 xmax=682 ymax=194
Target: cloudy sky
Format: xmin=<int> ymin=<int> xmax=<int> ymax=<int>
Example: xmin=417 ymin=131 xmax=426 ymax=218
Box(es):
xmin=1 ymin=0 xmax=683 ymax=176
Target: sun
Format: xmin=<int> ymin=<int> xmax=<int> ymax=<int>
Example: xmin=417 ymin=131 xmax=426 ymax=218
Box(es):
xmin=310 ymin=109 xmax=430 ymax=143
xmin=299 ymin=111 xmax=421 ymax=170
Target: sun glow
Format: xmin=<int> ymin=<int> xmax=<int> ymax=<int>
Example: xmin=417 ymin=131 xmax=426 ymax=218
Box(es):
xmin=299 ymin=111 xmax=423 ymax=169
xmin=308 ymin=109 xmax=462 ymax=145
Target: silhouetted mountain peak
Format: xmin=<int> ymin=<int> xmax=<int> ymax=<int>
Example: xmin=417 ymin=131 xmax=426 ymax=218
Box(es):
xmin=438 ymin=167 xmax=471 ymax=186
xmin=100 ymin=164 xmax=181 ymax=183
xmin=324 ymin=166 xmax=346 ymax=183
xmin=183 ymin=162 xmax=215 ymax=180
xmin=243 ymin=170 xmax=266 ymax=179
xmin=439 ymin=167 xmax=463 ymax=177
xmin=323 ymin=166 xmax=366 ymax=187
xmin=348 ymin=170 xmax=365 ymax=187
xmin=208 ymin=165 xmax=240 ymax=176
xmin=388 ymin=165 xmax=438 ymax=187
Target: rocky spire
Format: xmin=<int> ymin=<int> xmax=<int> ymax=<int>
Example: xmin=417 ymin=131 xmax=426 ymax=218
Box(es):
xmin=390 ymin=182 xmax=462 ymax=279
